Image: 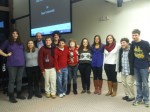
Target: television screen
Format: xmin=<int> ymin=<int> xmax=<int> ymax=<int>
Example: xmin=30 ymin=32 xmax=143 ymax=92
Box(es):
xmin=29 ymin=0 xmax=72 ymax=36
xmin=0 ymin=21 xmax=4 ymax=28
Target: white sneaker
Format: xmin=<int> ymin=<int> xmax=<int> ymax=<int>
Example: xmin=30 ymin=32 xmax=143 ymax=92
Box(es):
xmin=63 ymin=93 xmax=66 ymax=96
xmin=59 ymin=94 xmax=63 ymax=98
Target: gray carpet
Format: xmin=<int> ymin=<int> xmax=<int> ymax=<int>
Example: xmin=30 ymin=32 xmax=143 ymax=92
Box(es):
xmin=0 ymin=78 xmax=149 ymax=112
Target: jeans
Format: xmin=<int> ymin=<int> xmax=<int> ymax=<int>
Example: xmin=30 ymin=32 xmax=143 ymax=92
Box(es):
xmin=68 ymin=64 xmax=78 ymax=84
xmin=134 ymin=68 xmax=149 ymax=103
xmin=57 ymin=67 xmax=68 ymax=95
xmin=7 ymin=66 xmax=25 ymax=93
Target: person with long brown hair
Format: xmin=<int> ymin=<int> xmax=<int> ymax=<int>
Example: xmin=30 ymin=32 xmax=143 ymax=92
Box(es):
xmin=25 ymin=40 xmax=42 ymax=99
xmin=104 ymin=34 xmax=120 ymax=97
xmin=0 ymin=29 xmax=26 ymax=103
xmin=91 ymin=35 xmax=105 ymax=95
xmin=78 ymin=38 xmax=92 ymax=94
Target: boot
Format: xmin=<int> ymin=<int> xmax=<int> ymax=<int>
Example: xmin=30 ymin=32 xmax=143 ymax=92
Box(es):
xmin=73 ymin=83 xmax=78 ymax=95
xmin=17 ymin=91 xmax=26 ymax=100
xmin=97 ymin=80 xmax=103 ymax=95
xmin=105 ymin=81 xmax=113 ymax=96
xmin=28 ymin=87 xmax=33 ymax=99
xmin=111 ymin=82 xmax=117 ymax=97
xmin=66 ymin=84 xmax=71 ymax=95
xmin=94 ymin=80 xmax=98 ymax=94
xmin=9 ymin=93 xmax=17 ymax=103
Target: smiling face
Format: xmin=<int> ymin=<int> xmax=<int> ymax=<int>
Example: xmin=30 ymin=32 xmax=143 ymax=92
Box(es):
xmin=132 ymin=33 xmax=140 ymax=42
xmin=12 ymin=31 xmax=19 ymax=41
xmin=120 ymin=41 xmax=129 ymax=49
xmin=36 ymin=33 xmax=43 ymax=42
xmin=54 ymin=34 xmax=60 ymax=41
xmin=28 ymin=41 xmax=34 ymax=49
xmin=83 ymin=39 xmax=88 ymax=47
xmin=106 ymin=35 xmax=114 ymax=45
xmin=95 ymin=36 xmax=100 ymax=44
xmin=45 ymin=38 xmax=52 ymax=47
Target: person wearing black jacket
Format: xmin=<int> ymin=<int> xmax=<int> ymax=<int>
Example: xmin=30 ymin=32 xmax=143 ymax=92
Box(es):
xmin=119 ymin=38 xmax=135 ymax=102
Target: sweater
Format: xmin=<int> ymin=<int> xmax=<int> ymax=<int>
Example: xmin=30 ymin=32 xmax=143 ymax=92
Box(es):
xmin=91 ymin=44 xmax=105 ymax=67
xmin=54 ymin=46 xmax=69 ymax=71
xmin=68 ymin=47 xmax=79 ymax=66
xmin=0 ymin=40 xmax=25 ymax=67
xmin=131 ymin=40 xmax=150 ymax=69
xmin=25 ymin=48 xmax=39 ymax=67
xmin=38 ymin=46 xmax=54 ymax=72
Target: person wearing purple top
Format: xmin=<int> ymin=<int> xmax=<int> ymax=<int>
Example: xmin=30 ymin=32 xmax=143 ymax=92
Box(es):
xmin=0 ymin=30 xmax=26 ymax=103
xmin=91 ymin=35 xmax=105 ymax=95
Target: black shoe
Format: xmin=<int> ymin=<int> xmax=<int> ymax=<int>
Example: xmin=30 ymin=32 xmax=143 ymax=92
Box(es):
xmin=28 ymin=94 xmax=33 ymax=99
xmin=87 ymin=90 xmax=91 ymax=94
xmin=9 ymin=93 xmax=18 ymax=103
xmin=81 ymin=90 xmax=86 ymax=94
xmin=122 ymin=96 xmax=128 ymax=100
xmin=35 ymin=94 xmax=42 ymax=98
xmin=126 ymin=98 xmax=135 ymax=102
xmin=73 ymin=90 xmax=78 ymax=95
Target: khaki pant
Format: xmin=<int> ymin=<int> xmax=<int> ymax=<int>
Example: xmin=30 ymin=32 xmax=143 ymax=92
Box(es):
xmin=44 ymin=68 xmax=56 ymax=95
xmin=121 ymin=74 xmax=135 ymax=98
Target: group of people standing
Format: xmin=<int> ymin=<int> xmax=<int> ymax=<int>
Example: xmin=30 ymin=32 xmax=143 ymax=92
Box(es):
xmin=0 ymin=29 xmax=149 ymax=108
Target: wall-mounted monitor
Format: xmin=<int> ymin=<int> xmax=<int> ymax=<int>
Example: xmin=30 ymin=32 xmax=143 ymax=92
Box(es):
xmin=0 ymin=21 xmax=4 ymax=28
xmin=29 ymin=0 xmax=72 ymax=36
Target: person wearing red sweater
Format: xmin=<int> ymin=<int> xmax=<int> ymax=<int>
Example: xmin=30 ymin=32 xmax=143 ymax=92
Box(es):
xmin=66 ymin=40 xmax=79 ymax=95
xmin=54 ymin=38 xmax=69 ymax=98
xmin=38 ymin=37 xmax=56 ymax=98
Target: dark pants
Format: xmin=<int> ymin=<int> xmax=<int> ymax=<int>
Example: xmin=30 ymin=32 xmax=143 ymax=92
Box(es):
xmin=104 ymin=64 xmax=117 ymax=82
xmin=7 ymin=66 xmax=25 ymax=93
xmin=78 ymin=63 xmax=91 ymax=90
xmin=92 ymin=67 xmax=103 ymax=80
xmin=26 ymin=66 xmax=41 ymax=94
xmin=68 ymin=64 xmax=78 ymax=84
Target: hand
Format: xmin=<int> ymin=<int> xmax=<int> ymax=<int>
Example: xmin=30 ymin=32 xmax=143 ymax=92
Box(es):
xmin=148 ymin=67 xmax=150 ymax=73
xmin=57 ymin=70 xmax=61 ymax=74
xmin=7 ymin=52 xmax=12 ymax=57
xmin=42 ymin=71 xmax=45 ymax=75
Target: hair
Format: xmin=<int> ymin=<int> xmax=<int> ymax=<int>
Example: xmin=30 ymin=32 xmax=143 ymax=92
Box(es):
xmin=92 ymin=35 xmax=101 ymax=48
xmin=52 ymin=31 xmax=61 ymax=38
xmin=45 ymin=36 xmax=52 ymax=41
xmin=79 ymin=38 xmax=91 ymax=51
xmin=120 ymin=38 xmax=129 ymax=43
xmin=68 ymin=39 xmax=77 ymax=48
xmin=132 ymin=29 xmax=141 ymax=35
xmin=9 ymin=29 xmax=22 ymax=45
xmin=58 ymin=38 xmax=66 ymax=44
xmin=106 ymin=34 xmax=116 ymax=46
xmin=26 ymin=40 xmax=35 ymax=52
xmin=36 ymin=32 xmax=42 ymax=37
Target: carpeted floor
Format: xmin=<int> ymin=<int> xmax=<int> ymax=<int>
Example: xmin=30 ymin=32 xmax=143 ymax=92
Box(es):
xmin=0 ymin=77 xmax=149 ymax=112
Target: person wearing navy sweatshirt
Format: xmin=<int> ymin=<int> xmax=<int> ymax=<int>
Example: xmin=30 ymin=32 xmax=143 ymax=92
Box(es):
xmin=131 ymin=29 xmax=150 ymax=107
xmin=91 ymin=35 xmax=105 ymax=95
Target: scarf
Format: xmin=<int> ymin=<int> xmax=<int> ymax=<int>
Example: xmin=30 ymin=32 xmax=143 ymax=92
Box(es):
xmin=105 ymin=42 xmax=116 ymax=52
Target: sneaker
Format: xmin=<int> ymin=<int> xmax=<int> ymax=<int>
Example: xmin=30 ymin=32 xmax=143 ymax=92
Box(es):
xmin=63 ymin=93 xmax=66 ymax=96
xmin=59 ymin=94 xmax=63 ymax=98
xmin=122 ymin=96 xmax=128 ymax=100
xmin=45 ymin=93 xmax=50 ymax=98
xmin=144 ymin=102 xmax=149 ymax=107
xmin=81 ymin=90 xmax=86 ymax=94
xmin=51 ymin=95 xmax=56 ymax=99
xmin=126 ymin=97 xmax=135 ymax=102
xmin=132 ymin=101 xmax=142 ymax=106
xmin=87 ymin=90 xmax=91 ymax=94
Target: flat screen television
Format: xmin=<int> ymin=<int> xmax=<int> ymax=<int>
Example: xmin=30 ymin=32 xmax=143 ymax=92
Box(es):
xmin=29 ymin=0 xmax=72 ymax=36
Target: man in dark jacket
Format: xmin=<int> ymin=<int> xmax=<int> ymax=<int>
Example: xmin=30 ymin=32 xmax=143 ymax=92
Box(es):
xmin=119 ymin=38 xmax=135 ymax=102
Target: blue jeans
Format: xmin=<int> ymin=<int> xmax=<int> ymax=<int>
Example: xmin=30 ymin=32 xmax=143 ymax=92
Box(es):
xmin=68 ymin=64 xmax=78 ymax=84
xmin=57 ymin=67 xmax=68 ymax=95
xmin=134 ymin=68 xmax=149 ymax=103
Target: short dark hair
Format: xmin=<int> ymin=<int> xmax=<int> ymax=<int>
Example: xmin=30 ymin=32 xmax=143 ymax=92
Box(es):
xmin=45 ymin=36 xmax=52 ymax=41
xmin=52 ymin=31 xmax=61 ymax=38
xmin=58 ymin=38 xmax=66 ymax=44
xmin=120 ymin=38 xmax=129 ymax=43
xmin=132 ymin=29 xmax=141 ymax=35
